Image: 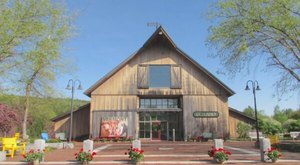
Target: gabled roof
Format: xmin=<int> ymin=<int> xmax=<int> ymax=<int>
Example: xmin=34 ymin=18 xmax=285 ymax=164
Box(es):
xmin=51 ymin=103 xmax=90 ymax=122
xmin=84 ymin=26 xmax=235 ymax=96
xmin=229 ymin=107 xmax=256 ymax=122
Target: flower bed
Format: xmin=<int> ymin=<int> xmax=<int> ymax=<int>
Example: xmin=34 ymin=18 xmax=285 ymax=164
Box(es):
xmin=208 ymin=146 xmax=231 ymax=164
xmin=74 ymin=148 xmax=96 ymax=164
xmin=125 ymin=146 xmax=144 ymax=163
xmin=265 ymin=147 xmax=282 ymax=163
xmin=94 ymin=136 xmax=133 ymax=142
xmin=23 ymin=149 xmax=44 ymax=164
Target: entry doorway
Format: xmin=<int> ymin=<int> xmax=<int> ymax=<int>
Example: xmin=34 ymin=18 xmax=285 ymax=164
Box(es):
xmin=151 ymin=121 xmax=168 ymax=140
xmin=139 ymin=111 xmax=182 ymax=140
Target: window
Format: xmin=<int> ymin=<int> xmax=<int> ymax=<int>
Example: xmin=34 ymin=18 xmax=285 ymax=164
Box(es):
xmin=139 ymin=98 xmax=180 ymax=109
xmin=149 ymin=65 xmax=170 ymax=88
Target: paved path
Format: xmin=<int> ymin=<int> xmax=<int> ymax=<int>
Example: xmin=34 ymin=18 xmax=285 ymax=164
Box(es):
xmin=1 ymin=141 xmax=299 ymax=164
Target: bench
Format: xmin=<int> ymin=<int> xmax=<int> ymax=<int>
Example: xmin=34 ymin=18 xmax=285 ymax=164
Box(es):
xmin=2 ymin=137 xmax=26 ymax=158
xmin=55 ymin=132 xmax=67 ymax=141
xmin=290 ymin=132 xmax=300 ymax=140
xmin=201 ymin=132 xmax=213 ymax=141
xmin=248 ymin=131 xmax=264 ymax=141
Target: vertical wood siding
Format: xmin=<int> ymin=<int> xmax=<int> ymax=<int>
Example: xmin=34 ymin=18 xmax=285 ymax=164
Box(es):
xmin=92 ymin=111 xmax=136 ymax=138
xmin=228 ymin=112 xmax=255 ymax=138
xmin=54 ymin=105 xmax=90 ymax=140
xmin=89 ymin=35 xmax=231 ymax=139
xmin=182 ymin=95 xmax=229 ymax=139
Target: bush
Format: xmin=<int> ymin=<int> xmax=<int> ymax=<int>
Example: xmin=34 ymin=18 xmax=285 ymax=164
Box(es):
xmin=259 ymin=118 xmax=282 ymax=135
xmin=283 ymin=119 xmax=297 ymax=132
xmin=46 ymin=138 xmax=61 ymax=143
xmin=283 ymin=119 xmax=300 ymax=132
xmin=237 ymin=122 xmax=252 ymax=139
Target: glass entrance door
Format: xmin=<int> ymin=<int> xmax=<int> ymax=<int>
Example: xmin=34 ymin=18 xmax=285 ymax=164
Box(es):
xmin=139 ymin=111 xmax=183 ymax=140
xmin=151 ymin=122 xmax=161 ymax=140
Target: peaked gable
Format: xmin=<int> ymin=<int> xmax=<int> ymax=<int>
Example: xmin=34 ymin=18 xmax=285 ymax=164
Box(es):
xmin=84 ymin=26 xmax=235 ymax=96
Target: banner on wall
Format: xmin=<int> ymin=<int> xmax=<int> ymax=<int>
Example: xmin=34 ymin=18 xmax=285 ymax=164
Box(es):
xmin=100 ymin=117 xmax=128 ymax=137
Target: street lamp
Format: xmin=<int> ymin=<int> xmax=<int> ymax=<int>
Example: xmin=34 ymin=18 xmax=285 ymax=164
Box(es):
xmin=245 ymin=80 xmax=261 ymax=146
xmin=66 ymin=79 xmax=82 ymax=142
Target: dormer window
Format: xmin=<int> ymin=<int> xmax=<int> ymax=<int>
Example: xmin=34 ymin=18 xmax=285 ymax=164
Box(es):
xmin=149 ymin=65 xmax=170 ymax=88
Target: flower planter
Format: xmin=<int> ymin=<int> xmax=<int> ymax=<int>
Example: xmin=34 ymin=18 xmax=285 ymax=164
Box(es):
xmin=214 ymin=157 xmax=226 ymax=164
xmin=271 ymin=158 xmax=278 ymax=163
xmin=130 ymin=160 xmax=142 ymax=165
xmin=80 ymin=161 xmax=89 ymax=165
xmin=32 ymin=160 xmax=40 ymax=165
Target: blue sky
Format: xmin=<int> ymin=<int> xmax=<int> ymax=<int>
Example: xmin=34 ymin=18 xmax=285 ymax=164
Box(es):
xmin=58 ymin=0 xmax=300 ymax=115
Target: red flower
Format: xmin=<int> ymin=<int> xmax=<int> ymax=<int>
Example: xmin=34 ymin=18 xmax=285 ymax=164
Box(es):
xmin=92 ymin=152 xmax=96 ymax=156
xmin=80 ymin=148 xmax=83 ymax=152
xmin=125 ymin=152 xmax=127 ymax=155
xmin=74 ymin=153 xmax=78 ymax=156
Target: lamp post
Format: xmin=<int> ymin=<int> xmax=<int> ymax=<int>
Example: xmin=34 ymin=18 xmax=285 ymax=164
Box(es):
xmin=245 ymin=80 xmax=261 ymax=146
xmin=66 ymin=79 xmax=82 ymax=142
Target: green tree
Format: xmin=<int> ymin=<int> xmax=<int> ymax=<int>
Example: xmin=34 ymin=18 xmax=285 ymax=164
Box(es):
xmin=0 ymin=94 xmax=88 ymax=138
xmin=290 ymin=109 xmax=300 ymax=120
xmin=259 ymin=118 xmax=282 ymax=135
xmin=0 ymin=0 xmax=73 ymax=138
xmin=273 ymin=105 xmax=288 ymax=124
xmin=237 ymin=122 xmax=252 ymax=139
xmin=243 ymin=106 xmax=255 ymax=118
xmin=287 ymin=120 xmax=300 ymax=132
xmin=207 ymin=0 xmax=300 ymax=94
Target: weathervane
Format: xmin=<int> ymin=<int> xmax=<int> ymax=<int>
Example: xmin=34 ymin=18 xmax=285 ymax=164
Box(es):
xmin=147 ymin=22 xmax=160 ymax=29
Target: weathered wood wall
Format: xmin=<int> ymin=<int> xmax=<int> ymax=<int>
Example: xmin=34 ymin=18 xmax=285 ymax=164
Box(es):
xmin=90 ymin=34 xmax=231 ymax=139
xmin=92 ymin=111 xmax=136 ymax=138
xmin=229 ymin=111 xmax=255 ymax=138
xmin=54 ymin=105 xmax=90 ymax=140
xmin=91 ymin=38 xmax=228 ymax=97
xmin=183 ymin=95 xmax=229 ymax=139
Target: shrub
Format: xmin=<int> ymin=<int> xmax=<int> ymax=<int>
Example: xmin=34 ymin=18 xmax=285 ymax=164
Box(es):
xmin=284 ymin=119 xmax=300 ymax=132
xmin=259 ymin=118 xmax=282 ymax=135
xmin=237 ymin=122 xmax=251 ymax=139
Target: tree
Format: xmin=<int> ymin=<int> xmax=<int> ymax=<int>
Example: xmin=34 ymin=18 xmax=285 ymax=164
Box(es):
xmin=0 ymin=0 xmax=73 ymax=138
xmin=0 ymin=103 xmax=21 ymax=136
xmin=259 ymin=117 xmax=282 ymax=135
xmin=243 ymin=106 xmax=255 ymax=118
xmin=207 ymin=0 xmax=300 ymax=94
xmin=236 ymin=122 xmax=252 ymax=139
xmin=273 ymin=106 xmax=288 ymax=124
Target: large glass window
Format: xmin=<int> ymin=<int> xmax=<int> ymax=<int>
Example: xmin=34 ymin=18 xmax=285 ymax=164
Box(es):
xmin=140 ymin=98 xmax=180 ymax=109
xmin=139 ymin=111 xmax=183 ymax=140
xmin=149 ymin=65 xmax=170 ymax=88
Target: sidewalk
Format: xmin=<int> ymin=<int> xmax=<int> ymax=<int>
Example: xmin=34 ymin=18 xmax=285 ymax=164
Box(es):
xmin=2 ymin=141 xmax=300 ymax=164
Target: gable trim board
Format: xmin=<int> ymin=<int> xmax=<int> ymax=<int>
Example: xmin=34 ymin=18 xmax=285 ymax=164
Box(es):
xmin=84 ymin=26 xmax=235 ymax=97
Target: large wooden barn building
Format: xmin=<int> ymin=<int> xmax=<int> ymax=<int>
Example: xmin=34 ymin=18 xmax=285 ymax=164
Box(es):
xmin=52 ymin=27 xmax=255 ymax=140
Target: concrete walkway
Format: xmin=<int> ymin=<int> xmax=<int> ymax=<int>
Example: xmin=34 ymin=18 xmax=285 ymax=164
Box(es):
xmin=1 ymin=141 xmax=299 ymax=164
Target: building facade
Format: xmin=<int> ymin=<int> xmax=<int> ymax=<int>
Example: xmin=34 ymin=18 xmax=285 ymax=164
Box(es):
xmin=52 ymin=27 xmax=255 ymax=140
